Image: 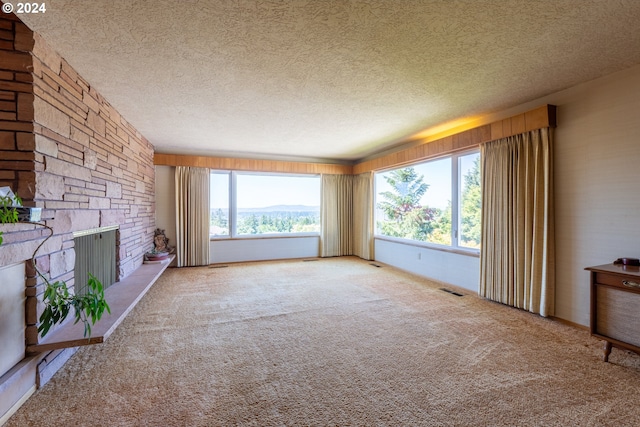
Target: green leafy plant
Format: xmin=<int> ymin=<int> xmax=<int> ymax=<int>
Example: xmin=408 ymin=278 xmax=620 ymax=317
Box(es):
xmin=28 ymin=224 xmax=112 ymax=339
xmin=0 ymin=191 xmax=110 ymax=338
xmin=38 ymin=273 xmax=111 ymax=338
xmin=0 ymin=193 xmax=21 ymax=245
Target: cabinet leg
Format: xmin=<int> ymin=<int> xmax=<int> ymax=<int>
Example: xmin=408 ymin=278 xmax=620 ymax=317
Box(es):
xmin=603 ymin=341 xmax=612 ymax=362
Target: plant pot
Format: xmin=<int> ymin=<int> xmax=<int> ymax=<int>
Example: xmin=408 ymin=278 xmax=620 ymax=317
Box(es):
xmin=145 ymin=252 xmax=169 ymax=261
xmin=16 ymin=206 xmax=42 ymax=221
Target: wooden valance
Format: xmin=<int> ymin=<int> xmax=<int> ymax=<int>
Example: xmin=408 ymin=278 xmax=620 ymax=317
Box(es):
xmin=154 ymin=153 xmax=353 ymax=175
xmin=353 ymin=105 xmax=556 ymax=174
xmin=154 ymin=105 xmax=556 ymax=176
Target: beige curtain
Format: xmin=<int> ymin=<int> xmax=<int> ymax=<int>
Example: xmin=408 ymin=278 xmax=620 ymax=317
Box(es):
xmin=479 ymin=128 xmax=555 ymax=317
xmin=175 ymin=166 xmax=210 ymax=267
xmin=320 ymin=174 xmax=353 ymax=257
xmin=352 ymin=172 xmax=374 ymax=260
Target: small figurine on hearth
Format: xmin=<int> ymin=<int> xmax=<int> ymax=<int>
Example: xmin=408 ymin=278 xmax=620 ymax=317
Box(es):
xmin=153 ymin=228 xmax=174 ymax=254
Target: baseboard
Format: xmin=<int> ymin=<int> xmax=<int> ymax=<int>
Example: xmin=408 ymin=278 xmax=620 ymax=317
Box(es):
xmin=550 ymin=316 xmax=589 ymax=331
xmin=0 ymin=385 xmax=35 ymax=426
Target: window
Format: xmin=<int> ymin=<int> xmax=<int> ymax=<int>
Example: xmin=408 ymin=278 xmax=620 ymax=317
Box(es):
xmin=374 ymin=150 xmax=480 ymax=250
xmin=210 ymin=171 xmax=320 ymax=238
xmin=458 ymin=152 xmax=481 ymax=249
xmin=210 ymin=172 xmax=230 ymax=236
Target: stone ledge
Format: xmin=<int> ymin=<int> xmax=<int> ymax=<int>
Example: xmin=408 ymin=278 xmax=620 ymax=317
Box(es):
xmin=26 ymin=255 xmax=174 ymax=353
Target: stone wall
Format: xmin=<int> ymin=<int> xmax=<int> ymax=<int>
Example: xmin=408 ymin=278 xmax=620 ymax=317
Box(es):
xmin=30 ymin=30 xmax=156 ymax=280
xmin=0 ymin=12 xmax=34 ymax=202
xmin=0 ymin=9 xmax=156 ymax=410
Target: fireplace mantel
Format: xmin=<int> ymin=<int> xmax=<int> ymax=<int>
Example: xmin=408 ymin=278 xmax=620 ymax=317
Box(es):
xmin=0 ymin=223 xmax=47 ymax=270
xmin=72 ymin=225 xmax=119 ymax=238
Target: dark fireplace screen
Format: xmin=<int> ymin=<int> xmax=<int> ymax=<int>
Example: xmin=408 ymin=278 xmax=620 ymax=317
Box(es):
xmin=73 ymin=228 xmax=117 ymax=296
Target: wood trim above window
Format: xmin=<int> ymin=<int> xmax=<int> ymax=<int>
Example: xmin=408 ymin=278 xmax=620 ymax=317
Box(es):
xmin=154 ymin=153 xmax=353 ymax=175
xmin=353 ymin=104 xmax=556 ymax=174
xmin=154 ymin=105 xmax=556 ymax=177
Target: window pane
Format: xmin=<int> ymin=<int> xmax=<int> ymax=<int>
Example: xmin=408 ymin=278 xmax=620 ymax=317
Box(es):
xmin=210 ymin=172 xmax=230 ymax=236
xmin=375 ymin=158 xmax=451 ymax=245
xmin=236 ymin=174 xmax=320 ymax=235
xmin=459 ymin=152 xmax=481 ymax=249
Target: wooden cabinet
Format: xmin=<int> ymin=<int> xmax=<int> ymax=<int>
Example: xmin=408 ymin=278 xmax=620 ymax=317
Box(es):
xmin=586 ymin=263 xmax=640 ymax=362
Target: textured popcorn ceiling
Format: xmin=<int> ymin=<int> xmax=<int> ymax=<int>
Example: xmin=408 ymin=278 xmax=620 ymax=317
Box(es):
xmin=19 ymin=0 xmax=640 ymax=162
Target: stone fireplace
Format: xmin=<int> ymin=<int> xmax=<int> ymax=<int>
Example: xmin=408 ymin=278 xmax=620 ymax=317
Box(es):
xmin=0 ymin=10 xmax=156 ymax=422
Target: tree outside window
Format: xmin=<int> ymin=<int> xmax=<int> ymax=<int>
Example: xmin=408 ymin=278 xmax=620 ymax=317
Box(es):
xmin=459 ymin=154 xmax=481 ymax=249
xmin=375 ymin=151 xmax=480 ymax=250
xmin=376 ymin=167 xmax=440 ymax=242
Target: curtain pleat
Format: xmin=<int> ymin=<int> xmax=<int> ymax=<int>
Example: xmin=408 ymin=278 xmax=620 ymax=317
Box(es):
xmin=175 ymin=166 xmax=210 ymax=267
xmin=352 ymin=172 xmax=374 ymax=260
xmin=320 ymin=174 xmax=353 ymax=257
xmin=479 ymin=128 xmax=555 ymax=316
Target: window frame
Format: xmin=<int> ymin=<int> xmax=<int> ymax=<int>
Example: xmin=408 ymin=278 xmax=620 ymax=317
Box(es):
xmin=210 ymin=170 xmax=321 ymax=240
xmin=373 ymin=149 xmax=480 ymax=254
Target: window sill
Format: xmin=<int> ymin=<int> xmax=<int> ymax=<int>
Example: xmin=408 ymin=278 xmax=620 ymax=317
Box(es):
xmin=210 ymin=233 xmax=320 ymax=241
xmin=374 ymin=235 xmax=480 ymax=257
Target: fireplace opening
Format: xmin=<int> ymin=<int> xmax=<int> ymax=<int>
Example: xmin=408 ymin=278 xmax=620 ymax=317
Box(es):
xmin=73 ymin=226 xmax=118 ymax=296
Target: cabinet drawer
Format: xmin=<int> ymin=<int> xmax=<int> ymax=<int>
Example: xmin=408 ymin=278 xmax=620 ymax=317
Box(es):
xmin=595 ymin=285 xmax=640 ymax=348
xmin=594 ymin=272 xmax=640 ymax=291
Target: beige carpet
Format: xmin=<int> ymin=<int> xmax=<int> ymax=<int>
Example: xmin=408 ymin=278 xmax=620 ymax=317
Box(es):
xmin=7 ymin=257 xmax=640 ymax=426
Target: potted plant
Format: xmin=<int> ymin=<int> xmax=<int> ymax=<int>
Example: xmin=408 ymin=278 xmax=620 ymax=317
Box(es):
xmin=0 ymin=191 xmax=20 ymax=245
xmin=0 ymin=190 xmax=110 ymax=338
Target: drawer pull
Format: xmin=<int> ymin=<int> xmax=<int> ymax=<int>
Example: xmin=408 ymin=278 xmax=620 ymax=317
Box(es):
xmin=622 ymin=280 xmax=640 ymax=288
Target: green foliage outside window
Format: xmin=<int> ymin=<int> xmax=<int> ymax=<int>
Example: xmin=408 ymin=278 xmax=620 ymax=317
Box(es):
xmin=239 ymin=212 xmax=319 ymax=235
xmin=210 ymin=209 xmax=320 ymax=236
xmin=377 ymin=168 xmax=440 ymax=241
xmin=460 ymin=156 xmax=481 ymax=248
xmin=210 ymin=208 xmax=229 ymax=235
xmin=376 ymin=155 xmax=481 ymax=249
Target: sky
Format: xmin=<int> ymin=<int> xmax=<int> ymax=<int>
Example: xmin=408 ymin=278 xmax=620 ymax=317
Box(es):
xmin=374 ymin=152 xmax=478 ymax=210
xmin=210 ymin=172 xmax=320 ymax=209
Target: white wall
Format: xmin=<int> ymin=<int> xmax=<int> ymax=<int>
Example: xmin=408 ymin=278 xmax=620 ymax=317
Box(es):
xmin=374 ymin=239 xmax=479 ymax=292
xmin=543 ymin=64 xmax=640 ymax=326
xmin=375 ymin=64 xmax=640 ymax=326
xmin=211 ymin=237 xmax=319 ymax=264
xmin=154 ymin=166 xmax=177 ymax=252
xmin=0 ymin=263 xmax=26 ymax=378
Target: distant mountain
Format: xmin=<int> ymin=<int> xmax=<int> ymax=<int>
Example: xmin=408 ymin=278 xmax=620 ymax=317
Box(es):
xmin=236 ymin=205 xmax=319 ymax=213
